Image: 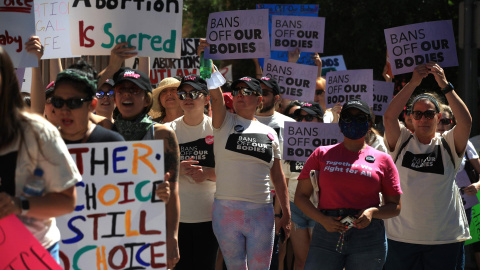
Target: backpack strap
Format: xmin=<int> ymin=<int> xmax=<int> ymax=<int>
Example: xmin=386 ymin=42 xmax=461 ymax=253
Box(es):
xmin=441 ymin=137 xmax=455 ymax=167
xmin=394 ymin=134 xmax=413 ymax=163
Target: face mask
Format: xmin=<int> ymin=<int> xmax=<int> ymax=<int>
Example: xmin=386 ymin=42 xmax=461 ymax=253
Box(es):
xmin=339 ymin=119 xmax=369 ymax=140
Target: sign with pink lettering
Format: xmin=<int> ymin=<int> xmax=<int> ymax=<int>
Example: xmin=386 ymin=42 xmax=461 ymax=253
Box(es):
xmin=0 ymin=1 xmax=37 ymax=67
xmin=271 ymin=15 xmax=325 ymax=53
xmin=284 ymin=122 xmax=343 ymax=162
xmin=205 ymin=9 xmax=270 ymax=60
xmin=372 ymin=80 xmax=394 ymax=116
xmin=0 ymin=215 xmax=62 ymax=269
xmin=69 ymin=0 xmax=183 ymax=58
xmin=57 ymin=141 xmax=167 ymax=269
xmin=384 ymin=20 xmax=458 ymax=75
xmin=325 ymin=69 xmax=373 ymax=109
xmin=263 ymin=58 xmax=317 ymax=102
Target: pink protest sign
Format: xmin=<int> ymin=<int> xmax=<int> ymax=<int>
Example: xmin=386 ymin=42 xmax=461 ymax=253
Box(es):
xmin=325 ymin=69 xmax=373 ymax=109
xmin=271 ymin=15 xmax=325 ymax=53
xmin=0 ymin=215 xmax=62 ymax=269
xmin=205 ymin=9 xmax=270 ymax=60
xmin=372 ymin=80 xmax=394 ymax=116
xmin=384 ymin=20 xmax=458 ymax=75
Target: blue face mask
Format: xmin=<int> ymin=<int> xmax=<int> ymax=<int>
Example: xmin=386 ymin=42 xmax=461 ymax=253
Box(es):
xmin=339 ymin=119 xmax=369 ymax=140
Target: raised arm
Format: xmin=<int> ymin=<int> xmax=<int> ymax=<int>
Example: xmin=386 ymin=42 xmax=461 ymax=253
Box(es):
xmin=25 ymin=36 xmax=45 ymax=115
xmin=97 ymin=42 xmax=137 ymax=87
xmin=253 ymin=58 xmax=263 ymax=79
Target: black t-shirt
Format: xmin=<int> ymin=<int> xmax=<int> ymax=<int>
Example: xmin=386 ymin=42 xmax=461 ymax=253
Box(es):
xmin=64 ymin=125 xmax=125 ymax=144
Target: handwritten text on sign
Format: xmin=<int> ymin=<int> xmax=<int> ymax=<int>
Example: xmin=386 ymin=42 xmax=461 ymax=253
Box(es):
xmin=372 ymin=80 xmax=394 ymax=116
xmin=284 ymin=122 xmax=343 ymax=162
xmin=263 ymin=59 xmax=317 ymax=102
xmin=325 ymin=69 xmax=373 ymax=108
xmin=271 ymin=15 xmax=325 ymax=53
xmin=57 ymin=141 xmax=167 ymax=270
xmin=69 ymin=0 xmax=183 ymax=57
xmin=384 ymin=20 xmax=457 ymax=75
xmin=205 ymin=9 xmax=270 ymax=60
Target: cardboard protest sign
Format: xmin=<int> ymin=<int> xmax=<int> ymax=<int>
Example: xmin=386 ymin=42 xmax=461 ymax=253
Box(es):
xmin=384 ymin=20 xmax=458 ymax=75
xmin=0 ymin=215 xmax=62 ymax=269
xmin=372 ymin=80 xmax=394 ymax=116
xmin=256 ymin=4 xmax=319 ymax=66
xmin=69 ymin=0 xmax=183 ymax=58
xmin=284 ymin=122 xmax=343 ymax=162
xmin=219 ymin=64 xmax=233 ymax=81
xmin=321 ymin=55 xmax=347 ymax=76
xmin=263 ymin=59 xmax=317 ymax=102
xmin=325 ymin=69 xmax=373 ymax=109
xmin=205 ymin=9 xmax=270 ymax=60
xmin=57 ymin=141 xmax=167 ymax=270
xmin=271 ymin=15 xmax=325 ymax=53
xmin=0 ymin=1 xmax=37 ymax=67
xmin=34 ymin=0 xmax=76 ymax=59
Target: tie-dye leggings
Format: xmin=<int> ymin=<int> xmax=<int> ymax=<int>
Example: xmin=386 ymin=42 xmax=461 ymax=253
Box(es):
xmin=212 ymin=199 xmax=275 ymax=270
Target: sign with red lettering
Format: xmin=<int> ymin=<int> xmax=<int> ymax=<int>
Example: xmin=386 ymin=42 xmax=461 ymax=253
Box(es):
xmin=0 ymin=215 xmax=62 ymax=269
xmin=57 ymin=141 xmax=167 ymax=270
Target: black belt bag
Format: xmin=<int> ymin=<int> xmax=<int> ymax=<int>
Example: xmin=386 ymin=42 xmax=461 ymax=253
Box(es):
xmin=320 ymin=208 xmax=360 ymax=218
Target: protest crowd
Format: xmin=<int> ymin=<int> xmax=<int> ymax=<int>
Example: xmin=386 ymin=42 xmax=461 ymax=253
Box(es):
xmin=1 ymin=2 xmax=479 ymax=270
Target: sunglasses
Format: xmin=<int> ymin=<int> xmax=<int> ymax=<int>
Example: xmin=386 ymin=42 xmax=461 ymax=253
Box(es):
xmin=96 ymin=90 xmax=114 ymax=99
xmin=51 ymin=96 xmax=92 ymax=109
xmin=232 ymin=87 xmax=258 ymax=97
xmin=296 ymin=114 xmax=320 ymax=122
xmin=315 ymin=89 xmax=325 ymax=95
xmin=411 ymin=110 xmax=436 ymax=120
xmin=340 ymin=113 xmax=369 ymax=123
xmin=438 ymin=118 xmax=453 ymax=125
xmin=177 ymin=90 xmax=204 ymax=100
xmin=115 ymin=87 xmax=143 ymax=95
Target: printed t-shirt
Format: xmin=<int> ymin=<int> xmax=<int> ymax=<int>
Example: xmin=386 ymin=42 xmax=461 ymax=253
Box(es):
xmin=168 ymin=116 xmax=216 ymax=223
xmin=384 ymin=125 xmax=470 ymax=244
xmin=298 ymin=143 xmax=401 ymax=210
xmin=286 ymin=161 xmax=305 ymax=202
xmin=214 ymin=112 xmax=281 ymax=204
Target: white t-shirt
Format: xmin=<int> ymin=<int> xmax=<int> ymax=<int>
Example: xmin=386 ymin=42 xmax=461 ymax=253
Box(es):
xmin=0 ymin=113 xmax=81 ymax=248
xmin=214 ymin=112 xmax=281 ymax=204
xmin=384 ymin=125 xmax=470 ymax=244
xmin=168 ymin=116 xmax=216 ymax=223
xmin=370 ymin=134 xmax=388 ymax=153
xmin=455 ymin=140 xmax=479 ymax=209
xmin=323 ymin=109 xmax=334 ymax=123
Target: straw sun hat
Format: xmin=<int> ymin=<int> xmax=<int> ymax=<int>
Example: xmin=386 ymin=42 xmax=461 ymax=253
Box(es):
xmin=150 ymin=77 xmax=181 ymax=116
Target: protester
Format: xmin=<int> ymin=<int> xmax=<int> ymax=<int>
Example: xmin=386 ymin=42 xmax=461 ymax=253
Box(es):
xmin=111 ymin=67 xmax=181 ymax=269
xmin=94 ymin=78 xmax=116 ymax=123
xmin=150 ymin=77 xmax=183 ymax=123
xmin=283 ymin=100 xmax=304 ymax=119
xmin=0 ymin=46 xmax=81 ymax=262
xmin=383 ymin=62 xmax=471 ymax=270
xmin=167 ymin=74 xmax=218 ymax=270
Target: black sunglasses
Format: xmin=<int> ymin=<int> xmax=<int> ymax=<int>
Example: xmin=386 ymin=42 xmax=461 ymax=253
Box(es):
xmin=232 ymin=87 xmax=258 ymax=97
xmin=296 ymin=114 xmax=321 ymax=122
xmin=315 ymin=89 xmax=325 ymax=95
xmin=51 ymin=96 xmax=92 ymax=109
xmin=177 ymin=90 xmax=204 ymax=100
xmin=96 ymin=90 xmax=114 ymax=99
xmin=341 ymin=113 xmax=369 ymax=123
xmin=439 ymin=118 xmax=453 ymax=125
xmin=412 ymin=110 xmax=436 ymax=120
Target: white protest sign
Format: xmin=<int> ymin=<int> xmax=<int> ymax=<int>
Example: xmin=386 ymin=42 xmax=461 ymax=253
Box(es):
xmin=325 ymin=69 xmax=373 ymax=109
xmin=57 ymin=141 xmax=167 ymax=269
xmin=263 ymin=58 xmax=317 ymax=102
xmin=219 ymin=65 xmax=233 ymax=81
xmin=21 ymin=67 xmax=33 ymax=93
xmin=321 ymin=55 xmax=347 ymax=75
xmin=284 ymin=122 xmax=343 ymax=162
xmin=0 ymin=1 xmax=37 ymax=67
xmin=372 ymin=80 xmax=394 ymax=116
xmin=205 ymin=9 xmax=270 ymax=60
xmin=34 ymin=0 xmax=76 ymax=59
xmin=69 ymin=0 xmax=183 ymax=58
xmin=384 ymin=20 xmax=458 ymax=75
xmin=271 ymin=15 xmax=325 ymax=53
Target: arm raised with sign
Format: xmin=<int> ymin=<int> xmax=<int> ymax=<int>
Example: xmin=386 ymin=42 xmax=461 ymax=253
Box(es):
xmin=98 ymin=42 xmax=138 ymax=87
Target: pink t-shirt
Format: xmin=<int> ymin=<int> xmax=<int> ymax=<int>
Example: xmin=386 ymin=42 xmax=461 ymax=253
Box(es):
xmin=298 ymin=143 xmax=402 ymax=210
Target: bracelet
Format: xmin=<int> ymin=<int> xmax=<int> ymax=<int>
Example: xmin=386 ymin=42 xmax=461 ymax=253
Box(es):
xmin=441 ymin=82 xmax=454 ymax=94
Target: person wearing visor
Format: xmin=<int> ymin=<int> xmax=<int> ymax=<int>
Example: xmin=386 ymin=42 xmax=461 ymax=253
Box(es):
xmin=383 ymin=62 xmax=471 ymax=270
xmin=94 ymin=78 xmax=116 ymax=123
xmin=295 ymin=99 xmax=402 ymax=269
xmin=167 ymin=74 xmax=218 ymax=270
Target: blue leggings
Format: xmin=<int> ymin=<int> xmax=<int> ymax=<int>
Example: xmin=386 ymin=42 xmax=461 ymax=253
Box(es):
xmin=212 ymin=199 xmax=274 ymax=270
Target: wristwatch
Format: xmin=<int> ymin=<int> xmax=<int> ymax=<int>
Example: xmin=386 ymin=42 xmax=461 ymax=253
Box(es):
xmin=441 ymin=82 xmax=454 ymax=94
xmin=19 ymin=196 xmax=30 ymax=215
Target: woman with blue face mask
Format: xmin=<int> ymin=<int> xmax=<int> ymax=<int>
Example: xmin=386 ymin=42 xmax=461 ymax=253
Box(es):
xmin=294 ymin=98 xmax=402 ymax=270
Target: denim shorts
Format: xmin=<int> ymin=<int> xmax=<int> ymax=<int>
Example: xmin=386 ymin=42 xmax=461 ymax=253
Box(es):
xmin=290 ymin=201 xmax=315 ymax=229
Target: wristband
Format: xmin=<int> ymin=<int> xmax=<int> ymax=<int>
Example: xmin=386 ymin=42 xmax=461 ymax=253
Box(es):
xmin=441 ymin=82 xmax=454 ymax=94
xmin=19 ymin=196 xmax=30 ymax=215
xmin=274 ymin=214 xmax=282 ymax=218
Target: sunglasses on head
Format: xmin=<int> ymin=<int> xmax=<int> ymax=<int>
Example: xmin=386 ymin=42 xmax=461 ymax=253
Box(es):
xmin=315 ymin=89 xmax=325 ymax=95
xmin=438 ymin=118 xmax=453 ymax=125
xmin=232 ymin=87 xmax=258 ymax=97
xmin=411 ymin=110 xmax=436 ymax=120
xmin=96 ymin=90 xmax=114 ymax=99
xmin=296 ymin=114 xmax=320 ymax=122
xmin=177 ymin=90 xmax=204 ymax=100
xmin=51 ymin=96 xmax=92 ymax=109
xmin=341 ymin=113 xmax=369 ymax=123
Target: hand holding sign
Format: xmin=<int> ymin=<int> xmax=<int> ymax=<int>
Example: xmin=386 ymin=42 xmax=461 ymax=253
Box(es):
xmin=25 ymin=36 xmax=44 ymax=61
xmin=155 ymin=172 xmax=171 ymax=203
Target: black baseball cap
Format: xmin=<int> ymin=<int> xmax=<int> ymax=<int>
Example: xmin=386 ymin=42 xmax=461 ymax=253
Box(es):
xmin=341 ymin=99 xmax=370 ymax=115
xmin=103 ymin=78 xmax=115 ymax=88
xmin=259 ymin=76 xmax=280 ymax=95
xmin=178 ymin=74 xmax=208 ymax=93
xmin=113 ymin=68 xmax=152 ymax=93
xmin=231 ymin=76 xmax=262 ymax=95
xmin=295 ymin=102 xmax=324 ymax=117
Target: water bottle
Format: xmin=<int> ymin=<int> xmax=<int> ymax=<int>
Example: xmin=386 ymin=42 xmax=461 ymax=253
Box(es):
xmin=23 ymin=168 xmax=45 ymax=197
xmin=200 ymin=51 xmax=212 ymax=79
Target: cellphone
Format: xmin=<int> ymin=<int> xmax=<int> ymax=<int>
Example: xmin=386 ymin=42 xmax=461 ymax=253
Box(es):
xmin=340 ymin=216 xmax=356 ymax=229
xmin=278 ymin=227 xmax=285 ymax=244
